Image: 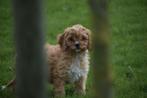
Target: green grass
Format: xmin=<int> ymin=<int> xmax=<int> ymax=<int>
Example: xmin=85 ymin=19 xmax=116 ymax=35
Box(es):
xmin=0 ymin=0 xmax=147 ymax=98
xmin=110 ymin=0 xmax=147 ymax=98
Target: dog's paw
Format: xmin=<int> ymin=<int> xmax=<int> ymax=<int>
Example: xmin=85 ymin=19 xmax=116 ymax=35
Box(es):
xmin=54 ymin=91 xmax=65 ymax=98
xmin=54 ymin=93 xmax=65 ymax=98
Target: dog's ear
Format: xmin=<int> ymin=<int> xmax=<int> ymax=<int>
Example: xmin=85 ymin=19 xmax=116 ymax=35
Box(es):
xmin=77 ymin=25 xmax=92 ymax=50
xmin=57 ymin=33 xmax=64 ymax=47
xmin=87 ymin=29 xmax=92 ymax=50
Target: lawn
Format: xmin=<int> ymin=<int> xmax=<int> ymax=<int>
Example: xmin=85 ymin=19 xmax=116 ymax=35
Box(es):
xmin=0 ymin=0 xmax=147 ymax=98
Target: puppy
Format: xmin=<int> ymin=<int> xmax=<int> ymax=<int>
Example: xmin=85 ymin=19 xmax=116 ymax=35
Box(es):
xmin=46 ymin=24 xmax=91 ymax=97
xmin=1 ymin=24 xmax=91 ymax=97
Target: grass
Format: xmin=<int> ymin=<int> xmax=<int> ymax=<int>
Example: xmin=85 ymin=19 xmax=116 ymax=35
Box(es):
xmin=110 ymin=0 xmax=147 ymax=98
xmin=0 ymin=0 xmax=147 ymax=98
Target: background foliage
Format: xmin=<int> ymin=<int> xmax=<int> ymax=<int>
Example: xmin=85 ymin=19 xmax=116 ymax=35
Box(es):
xmin=0 ymin=0 xmax=147 ymax=98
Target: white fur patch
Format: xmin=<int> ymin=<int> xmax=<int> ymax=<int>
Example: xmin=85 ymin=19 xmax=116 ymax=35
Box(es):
xmin=68 ymin=50 xmax=89 ymax=82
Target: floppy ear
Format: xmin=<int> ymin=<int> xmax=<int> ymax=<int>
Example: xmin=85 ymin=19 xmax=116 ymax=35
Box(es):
xmin=57 ymin=33 xmax=64 ymax=47
xmin=87 ymin=29 xmax=92 ymax=50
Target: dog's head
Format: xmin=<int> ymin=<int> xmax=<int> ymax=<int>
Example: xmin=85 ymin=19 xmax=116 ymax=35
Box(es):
xmin=58 ymin=24 xmax=91 ymax=53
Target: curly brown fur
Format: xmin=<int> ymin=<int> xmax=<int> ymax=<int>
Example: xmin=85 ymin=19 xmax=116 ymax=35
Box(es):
xmin=2 ymin=24 xmax=91 ymax=97
xmin=46 ymin=24 xmax=91 ymax=97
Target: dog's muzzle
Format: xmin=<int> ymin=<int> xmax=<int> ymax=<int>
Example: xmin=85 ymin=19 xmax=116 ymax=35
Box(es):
xmin=75 ymin=41 xmax=81 ymax=52
xmin=75 ymin=41 xmax=80 ymax=49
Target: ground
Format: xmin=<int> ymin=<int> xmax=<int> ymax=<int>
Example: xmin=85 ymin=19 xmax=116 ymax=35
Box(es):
xmin=0 ymin=0 xmax=147 ymax=98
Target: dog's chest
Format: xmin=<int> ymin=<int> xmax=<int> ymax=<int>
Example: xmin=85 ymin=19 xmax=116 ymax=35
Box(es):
xmin=67 ymin=52 xmax=89 ymax=82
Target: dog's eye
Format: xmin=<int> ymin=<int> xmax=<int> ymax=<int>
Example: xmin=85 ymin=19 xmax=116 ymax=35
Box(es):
xmin=81 ymin=36 xmax=87 ymax=40
xmin=68 ymin=37 xmax=74 ymax=41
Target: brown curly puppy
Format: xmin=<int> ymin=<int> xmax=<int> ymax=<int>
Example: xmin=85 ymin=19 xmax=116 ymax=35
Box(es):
xmin=46 ymin=24 xmax=91 ymax=97
xmin=1 ymin=24 xmax=91 ymax=97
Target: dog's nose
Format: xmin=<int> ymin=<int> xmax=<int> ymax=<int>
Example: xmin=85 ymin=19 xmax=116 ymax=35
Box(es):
xmin=75 ymin=41 xmax=80 ymax=49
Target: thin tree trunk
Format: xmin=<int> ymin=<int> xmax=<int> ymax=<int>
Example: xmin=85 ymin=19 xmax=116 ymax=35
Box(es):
xmin=88 ymin=0 xmax=112 ymax=98
xmin=13 ymin=0 xmax=47 ymax=98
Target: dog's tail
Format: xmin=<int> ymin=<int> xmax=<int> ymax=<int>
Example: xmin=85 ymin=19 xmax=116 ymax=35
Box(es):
xmin=0 ymin=85 xmax=7 ymax=91
xmin=0 ymin=78 xmax=15 ymax=91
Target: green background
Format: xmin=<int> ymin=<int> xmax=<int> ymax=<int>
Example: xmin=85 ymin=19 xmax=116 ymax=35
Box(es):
xmin=0 ymin=0 xmax=147 ymax=98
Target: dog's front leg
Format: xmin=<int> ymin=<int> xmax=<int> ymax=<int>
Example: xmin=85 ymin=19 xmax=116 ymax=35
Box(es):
xmin=74 ymin=76 xmax=87 ymax=95
xmin=53 ymin=78 xmax=65 ymax=97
